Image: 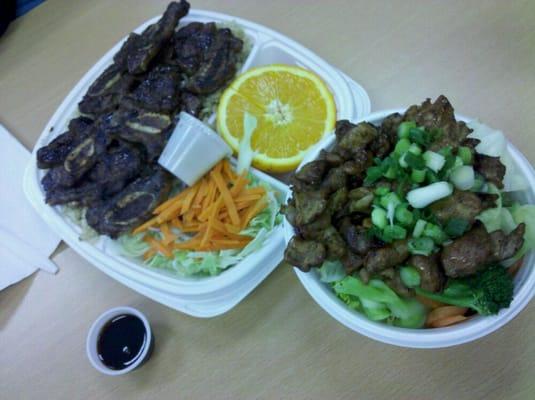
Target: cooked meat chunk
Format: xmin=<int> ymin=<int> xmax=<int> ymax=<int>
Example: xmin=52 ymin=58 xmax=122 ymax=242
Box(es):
xmin=321 ymin=226 xmax=347 ymax=260
xmin=340 ymin=220 xmax=374 ymax=255
xmin=404 ymin=95 xmax=472 ymax=151
xmin=37 ymin=117 xmax=94 ymax=169
xmin=326 ymin=187 xmax=348 ymax=214
xmin=115 ymin=108 xmax=173 ymax=161
xmin=181 ymin=92 xmax=202 ymax=117
xmin=429 ymin=190 xmax=485 ymax=225
xmin=113 ymin=33 xmax=142 ymax=70
xmin=186 ymin=27 xmax=243 ymax=94
xmin=45 ymin=182 xmax=102 ymax=207
xmin=42 ymin=166 xmax=79 ymax=191
xmin=379 ymin=112 xmax=403 ymax=143
xmin=173 ymin=22 xmax=217 ymax=74
xmin=337 ymin=122 xmax=377 ymax=155
xmin=125 ymin=65 xmax=181 ymax=113
xmin=321 ymin=167 xmax=346 ymax=193
xmin=386 ymin=270 xmax=411 ymax=297
xmin=341 ymin=251 xmax=363 ymax=274
xmin=295 ymin=160 xmax=328 ymax=185
xmin=441 ymin=223 xmax=525 ymax=277
xmin=318 ymin=149 xmax=344 ymax=166
xmin=342 ymin=149 xmax=372 ymax=176
xmin=474 ymin=153 xmax=506 ymax=189
xmin=293 ymin=190 xmax=327 ymax=225
xmin=461 ymin=137 xmax=480 ymax=150
xmin=281 ymin=201 xmax=298 ymax=227
xmin=87 ymin=142 xmax=142 ymax=197
xmin=347 ymin=187 xmax=374 ymax=213
xmin=365 ymin=240 xmax=409 ymax=274
xmin=490 ymin=223 xmax=525 ymax=261
xmin=125 ymin=1 xmax=190 ymax=74
xmin=284 ymin=237 xmax=326 ymax=272
xmin=86 ymin=168 xmax=170 ymax=237
xmin=299 ymin=211 xmax=331 ymax=240
xmin=407 ymin=255 xmax=444 ymax=292
xmin=78 ymin=65 xmax=136 ymax=115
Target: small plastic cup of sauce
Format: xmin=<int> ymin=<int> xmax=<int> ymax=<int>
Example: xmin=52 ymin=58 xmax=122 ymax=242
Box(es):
xmin=86 ymin=306 xmax=154 ymax=376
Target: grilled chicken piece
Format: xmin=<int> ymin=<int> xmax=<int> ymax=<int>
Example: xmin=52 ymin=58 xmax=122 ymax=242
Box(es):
xmin=364 ymin=240 xmax=409 ymax=274
xmin=407 ymin=255 xmax=445 ymax=292
xmin=441 ymin=223 xmax=525 ymax=278
xmin=284 ymin=237 xmax=326 ymax=272
xmin=429 ymin=190 xmax=492 ymax=225
xmin=86 ymin=168 xmax=170 ymax=237
xmin=475 ymin=153 xmax=506 ymax=189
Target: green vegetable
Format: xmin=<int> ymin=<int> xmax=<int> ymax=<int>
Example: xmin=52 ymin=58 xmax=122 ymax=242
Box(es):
xmin=423 ymin=150 xmax=446 ymax=172
xmin=365 ymin=166 xmax=384 ymax=185
xmin=400 ymin=266 xmax=421 ymax=288
xmin=408 ymin=143 xmax=422 ymax=155
xmin=318 ymin=260 xmax=347 ymax=283
xmin=444 ymin=218 xmax=470 ymax=237
xmin=510 ymin=204 xmax=535 ymax=257
xmin=398 ymin=121 xmax=416 ymax=139
xmin=411 ymin=169 xmax=426 ymax=183
xmin=383 ymin=224 xmax=407 ymax=241
xmin=415 ymin=264 xmax=514 ymax=315
xmin=423 ymin=223 xmax=447 ymax=244
xmin=394 ymin=138 xmax=411 ymax=155
xmin=406 ymin=181 xmax=453 ymax=209
xmin=450 ymin=165 xmax=475 ymax=190
xmin=412 ymin=219 xmax=427 ymax=238
xmin=404 ymin=152 xmax=425 ymax=170
xmin=408 ymin=237 xmax=435 ymax=256
xmin=384 ymin=166 xmax=397 ymax=179
xmin=375 ymin=186 xmax=390 ymax=196
xmin=334 ymin=276 xmax=427 ymax=328
xmin=395 ymin=204 xmax=414 ymax=227
xmin=426 ymin=170 xmax=440 ymax=183
xmin=380 ymin=192 xmax=401 ymax=210
xmin=458 ymin=146 xmax=473 ymax=165
xmin=372 ymin=207 xmax=388 ymax=229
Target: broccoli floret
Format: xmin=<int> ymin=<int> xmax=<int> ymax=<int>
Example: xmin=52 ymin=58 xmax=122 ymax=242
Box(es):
xmin=415 ymin=264 xmax=514 ymax=315
xmin=334 ymin=276 xmax=427 ymax=328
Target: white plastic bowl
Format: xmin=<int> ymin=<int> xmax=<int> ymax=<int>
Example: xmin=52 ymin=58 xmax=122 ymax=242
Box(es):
xmin=283 ymin=109 xmax=535 ymax=348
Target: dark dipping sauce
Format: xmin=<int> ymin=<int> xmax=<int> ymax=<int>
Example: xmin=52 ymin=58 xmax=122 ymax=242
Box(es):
xmin=97 ymin=314 xmax=147 ymax=370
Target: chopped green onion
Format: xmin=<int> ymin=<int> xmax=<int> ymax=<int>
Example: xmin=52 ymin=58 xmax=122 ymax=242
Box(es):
xmin=375 ymin=186 xmax=390 ymax=196
xmin=409 ymin=127 xmax=427 ymax=146
xmin=387 ymin=202 xmax=396 ymax=226
xmin=383 ymin=225 xmax=407 ymax=240
xmin=423 ymin=150 xmax=446 ymax=172
xmin=408 ymin=237 xmax=435 ymax=256
xmin=470 ymin=174 xmax=486 ymax=192
xmin=412 ymin=219 xmax=427 ymax=237
xmin=395 ymin=204 xmax=414 ymax=227
xmin=450 ymin=165 xmax=475 ymax=190
xmin=406 ymin=182 xmax=453 ymax=209
xmin=411 ymin=169 xmax=426 ymax=183
xmin=399 ymin=266 xmax=421 ymax=288
xmin=438 ymin=146 xmax=453 ymax=157
xmin=383 ymin=166 xmax=397 ymax=179
xmin=365 ymin=166 xmax=384 ymax=185
xmin=404 ymin=152 xmax=426 ymax=169
xmin=398 ymin=121 xmax=416 ymax=139
xmin=458 ymin=146 xmax=473 ymax=165
xmin=408 ymin=143 xmax=422 ymax=155
xmin=426 ymin=170 xmax=439 ymax=183
xmin=399 ymin=153 xmax=408 ymax=168
xmin=423 ymin=223 xmax=447 ymax=244
xmin=444 ymin=218 xmax=470 ymax=237
xmin=394 ymin=138 xmax=411 ymax=155
xmin=380 ymin=192 xmax=401 ymax=209
xmin=371 ymin=207 xmax=388 ymax=229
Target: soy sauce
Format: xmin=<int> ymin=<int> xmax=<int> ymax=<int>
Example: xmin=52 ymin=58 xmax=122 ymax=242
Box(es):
xmin=97 ymin=314 xmax=147 ymax=370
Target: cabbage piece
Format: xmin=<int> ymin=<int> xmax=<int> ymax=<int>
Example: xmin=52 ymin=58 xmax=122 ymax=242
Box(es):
xmin=510 ymin=204 xmax=535 ymax=257
xmin=467 ymin=120 xmax=528 ymax=191
xmin=318 ymin=260 xmax=346 ymax=283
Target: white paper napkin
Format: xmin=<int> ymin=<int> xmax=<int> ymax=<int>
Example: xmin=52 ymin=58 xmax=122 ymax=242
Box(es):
xmin=0 ymin=123 xmax=61 ymax=290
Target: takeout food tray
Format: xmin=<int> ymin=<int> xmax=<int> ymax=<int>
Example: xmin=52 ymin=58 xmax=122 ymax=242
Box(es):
xmin=23 ymin=9 xmax=371 ymax=317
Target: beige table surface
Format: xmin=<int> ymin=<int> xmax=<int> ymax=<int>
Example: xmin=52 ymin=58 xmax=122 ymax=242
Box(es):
xmin=1 ymin=1 xmax=534 ymax=399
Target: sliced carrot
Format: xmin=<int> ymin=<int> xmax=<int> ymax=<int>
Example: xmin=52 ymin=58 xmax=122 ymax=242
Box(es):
xmin=211 ymin=169 xmax=240 ymax=226
xmin=222 ymin=159 xmax=238 ymax=182
xmin=415 ymin=295 xmax=445 ymax=310
xmin=224 ymin=223 xmax=242 ymax=235
xmin=153 ymin=190 xmax=188 ymax=214
xmin=230 ymin=172 xmax=249 ymax=196
xmin=160 ymin=223 xmax=177 ymax=245
xmin=144 ymin=236 xmax=172 ymax=258
xmin=429 ymin=315 xmax=468 ymax=328
xmin=241 ymin=197 xmax=268 ymax=229
xmin=156 ymin=200 xmax=185 ymax=223
xmin=426 ymin=306 xmax=468 ymax=327
xmin=143 ymin=249 xmax=156 ymax=260
xmin=132 ymin=215 xmax=160 ymax=234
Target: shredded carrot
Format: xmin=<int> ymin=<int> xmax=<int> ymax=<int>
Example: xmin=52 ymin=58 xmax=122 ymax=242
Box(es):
xmin=135 ymin=160 xmax=270 ymax=257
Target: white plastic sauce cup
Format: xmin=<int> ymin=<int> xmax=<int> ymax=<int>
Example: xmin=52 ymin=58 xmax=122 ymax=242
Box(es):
xmin=158 ymin=112 xmax=232 ymax=186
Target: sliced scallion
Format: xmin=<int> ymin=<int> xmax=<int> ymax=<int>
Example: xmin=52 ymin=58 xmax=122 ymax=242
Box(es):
xmin=406 ymin=181 xmax=453 ymax=209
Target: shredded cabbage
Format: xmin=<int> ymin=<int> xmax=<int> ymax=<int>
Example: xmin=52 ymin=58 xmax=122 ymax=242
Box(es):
xmin=318 ymin=260 xmax=346 ymax=283
xmin=119 ymin=174 xmax=282 ymax=277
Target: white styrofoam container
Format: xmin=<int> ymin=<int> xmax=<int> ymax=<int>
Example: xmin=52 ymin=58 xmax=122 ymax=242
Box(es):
xmin=283 ymin=109 xmax=535 ymax=348
xmin=23 ymin=9 xmax=371 ymax=317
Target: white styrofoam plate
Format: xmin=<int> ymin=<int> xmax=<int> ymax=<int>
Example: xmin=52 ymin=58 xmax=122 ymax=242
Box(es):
xmin=23 ymin=9 xmax=371 ymax=317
